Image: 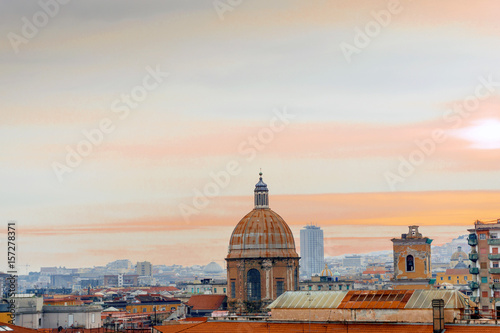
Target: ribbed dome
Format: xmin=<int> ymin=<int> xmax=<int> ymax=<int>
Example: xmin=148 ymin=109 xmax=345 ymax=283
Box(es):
xmin=204 ymin=261 xmax=223 ymax=274
xmin=227 ymin=208 xmax=298 ymax=259
xmin=451 ymin=246 xmax=467 ymax=261
xmin=321 ymin=263 xmax=333 ymax=277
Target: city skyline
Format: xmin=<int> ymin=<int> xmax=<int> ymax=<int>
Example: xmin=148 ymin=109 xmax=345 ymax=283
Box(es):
xmin=2 ymin=1 xmax=500 ymax=271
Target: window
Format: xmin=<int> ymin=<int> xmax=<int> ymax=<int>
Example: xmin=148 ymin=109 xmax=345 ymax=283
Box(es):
xmin=191 ymin=288 xmax=194 ymax=293
xmin=406 ymin=255 xmax=415 ymax=272
xmin=482 ymin=291 xmax=488 ymax=298
xmin=143 ymin=308 xmax=146 ymax=312
xmin=197 ymin=288 xmax=199 ymax=293
xmin=329 ymin=285 xmax=332 ymax=290
xmin=277 ymin=280 xmax=284 ymax=297
xmin=480 ymin=234 xmax=486 ymax=240
xmin=493 ymin=248 xmax=499 ymax=254
xmin=308 ymin=286 xmax=312 ymax=291
xmin=464 ymin=276 xmax=468 ymax=281
xmin=153 ymin=306 xmax=156 ymax=311
xmin=223 ymin=288 xmax=226 ymax=293
xmin=317 ymin=285 xmax=322 ymax=291
xmin=493 ymin=261 xmax=499 ymax=268
xmin=491 ymin=233 xmax=498 ymax=239
xmin=247 ymin=269 xmax=261 ymax=301
xmin=481 ymin=277 xmax=488 ymax=283
xmin=346 ymin=285 xmax=349 ymax=290
xmin=294 ymin=268 xmax=299 ymax=291
xmin=448 ymin=276 xmax=451 ymax=280
xmin=133 ymin=308 xmax=137 ymax=313
xmin=214 ymin=288 xmax=217 ymax=293
xmin=171 ymin=307 xmax=176 ymax=311
xmin=481 ymin=262 xmax=487 ymax=269
xmin=92 ymin=313 xmax=95 ymax=323
xmin=494 ymin=278 xmax=500 ymax=283
xmin=440 ymin=277 xmax=443 ymax=281
xmin=231 ymin=281 xmax=236 ymax=298
xmin=339 ymin=285 xmax=342 ymax=290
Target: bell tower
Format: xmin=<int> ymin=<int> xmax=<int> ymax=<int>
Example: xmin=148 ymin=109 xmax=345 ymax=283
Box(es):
xmin=391 ymin=225 xmax=434 ymax=290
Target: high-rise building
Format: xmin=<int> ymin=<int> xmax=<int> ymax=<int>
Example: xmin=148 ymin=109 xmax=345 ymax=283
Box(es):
xmin=300 ymin=224 xmax=324 ymax=277
xmin=136 ymin=261 xmax=152 ymax=276
xmin=467 ymin=219 xmax=500 ymax=312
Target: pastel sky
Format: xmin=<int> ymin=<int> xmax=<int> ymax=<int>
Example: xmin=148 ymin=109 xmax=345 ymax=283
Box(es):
xmin=1 ymin=0 xmax=500 ymax=272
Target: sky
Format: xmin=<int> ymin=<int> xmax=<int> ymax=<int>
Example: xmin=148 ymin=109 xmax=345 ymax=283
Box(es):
xmin=1 ymin=0 xmax=500 ymax=272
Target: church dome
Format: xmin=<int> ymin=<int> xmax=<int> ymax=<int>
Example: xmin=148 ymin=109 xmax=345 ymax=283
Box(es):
xmin=321 ymin=264 xmax=333 ymax=277
xmin=451 ymin=246 xmax=467 ymax=261
xmin=204 ymin=261 xmax=223 ymax=274
xmin=227 ymin=173 xmax=298 ymax=259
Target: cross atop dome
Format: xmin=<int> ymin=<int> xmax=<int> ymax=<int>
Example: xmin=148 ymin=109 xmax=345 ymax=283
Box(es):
xmin=254 ymin=171 xmax=269 ymax=208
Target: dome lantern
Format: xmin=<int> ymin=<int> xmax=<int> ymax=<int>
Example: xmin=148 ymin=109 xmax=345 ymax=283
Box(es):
xmin=254 ymin=171 xmax=269 ymax=208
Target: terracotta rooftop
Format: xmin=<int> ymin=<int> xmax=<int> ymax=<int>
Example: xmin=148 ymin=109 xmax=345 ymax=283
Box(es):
xmin=186 ymin=295 xmax=226 ymax=311
xmin=0 ymin=322 xmax=38 ymax=333
xmin=445 ymin=269 xmax=470 ymax=275
xmin=154 ymin=322 xmax=500 ymax=332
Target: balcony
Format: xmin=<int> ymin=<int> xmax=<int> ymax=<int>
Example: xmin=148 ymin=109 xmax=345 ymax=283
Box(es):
xmin=469 ymin=281 xmax=479 ymax=290
xmin=487 ymin=238 xmax=500 ymax=245
xmin=469 ymin=253 xmax=479 ymax=261
xmin=490 ymin=283 xmax=500 ymax=289
xmin=489 ymin=268 xmax=500 ymax=274
xmin=469 ymin=267 xmax=479 ymax=274
xmin=488 ymin=254 xmax=500 ymax=260
xmin=468 ymin=234 xmax=478 ymax=246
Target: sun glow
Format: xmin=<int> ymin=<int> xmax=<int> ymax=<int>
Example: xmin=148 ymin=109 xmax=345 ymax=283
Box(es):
xmin=456 ymin=119 xmax=500 ymax=149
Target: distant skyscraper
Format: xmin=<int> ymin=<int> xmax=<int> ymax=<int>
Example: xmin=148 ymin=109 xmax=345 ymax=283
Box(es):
xmin=300 ymin=224 xmax=324 ymax=277
xmin=136 ymin=261 xmax=152 ymax=276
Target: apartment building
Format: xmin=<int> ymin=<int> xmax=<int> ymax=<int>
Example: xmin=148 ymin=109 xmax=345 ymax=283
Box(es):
xmin=467 ymin=219 xmax=500 ymax=315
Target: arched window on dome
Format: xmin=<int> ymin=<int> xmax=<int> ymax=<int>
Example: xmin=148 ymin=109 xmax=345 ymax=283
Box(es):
xmin=406 ymin=255 xmax=414 ymax=272
xmin=247 ymin=269 xmax=261 ymax=301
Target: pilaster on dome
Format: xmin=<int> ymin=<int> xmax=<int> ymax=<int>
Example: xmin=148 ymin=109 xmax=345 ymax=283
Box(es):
xmin=254 ymin=171 xmax=269 ymax=208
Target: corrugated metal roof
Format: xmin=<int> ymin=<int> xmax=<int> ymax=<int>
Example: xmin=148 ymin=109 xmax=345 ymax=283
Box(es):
xmin=268 ymin=290 xmax=473 ymax=310
xmin=267 ymin=291 xmax=347 ymax=309
xmin=405 ymin=289 xmax=470 ymax=309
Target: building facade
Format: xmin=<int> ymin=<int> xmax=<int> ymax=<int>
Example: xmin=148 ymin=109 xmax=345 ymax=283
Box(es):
xmin=136 ymin=261 xmax=153 ymax=276
xmin=342 ymin=255 xmax=362 ymax=267
xmin=467 ymin=219 xmax=500 ymax=313
xmin=391 ymin=226 xmax=433 ymax=290
xmin=226 ymin=173 xmax=300 ymax=312
xmin=300 ymin=224 xmax=324 ymax=278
